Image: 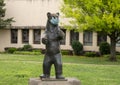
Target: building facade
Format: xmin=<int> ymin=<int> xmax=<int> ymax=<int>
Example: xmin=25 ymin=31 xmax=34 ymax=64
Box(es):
xmin=0 ymin=0 xmax=120 ymax=52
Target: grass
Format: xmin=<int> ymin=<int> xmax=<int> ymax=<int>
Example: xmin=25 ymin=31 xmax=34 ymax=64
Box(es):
xmin=0 ymin=53 xmax=120 ymax=85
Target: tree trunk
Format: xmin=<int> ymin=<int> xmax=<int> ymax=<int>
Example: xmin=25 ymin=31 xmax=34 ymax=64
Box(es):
xmin=109 ymin=37 xmax=117 ymax=61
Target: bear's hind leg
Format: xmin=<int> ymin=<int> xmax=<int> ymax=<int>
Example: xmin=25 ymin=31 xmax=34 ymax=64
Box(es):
xmin=54 ymin=53 xmax=65 ymax=79
xmin=40 ymin=55 xmax=52 ymax=79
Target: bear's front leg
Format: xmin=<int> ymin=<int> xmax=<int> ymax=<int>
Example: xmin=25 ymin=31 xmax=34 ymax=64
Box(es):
xmin=41 ymin=31 xmax=48 ymax=44
xmin=42 ymin=37 xmax=48 ymax=44
xmin=57 ymin=30 xmax=65 ymax=40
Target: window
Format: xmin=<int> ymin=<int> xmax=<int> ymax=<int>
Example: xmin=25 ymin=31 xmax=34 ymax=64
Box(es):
xmin=60 ymin=29 xmax=66 ymax=45
xmin=70 ymin=30 xmax=79 ymax=45
xmin=97 ymin=32 xmax=107 ymax=46
xmin=33 ymin=29 xmax=41 ymax=44
xmin=11 ymin=29 xmax=18 ymax=43
xmin=22 ymin=29 xmax=29 ymax=43
xmin=83 ymin=31 xmax=93 ymax=46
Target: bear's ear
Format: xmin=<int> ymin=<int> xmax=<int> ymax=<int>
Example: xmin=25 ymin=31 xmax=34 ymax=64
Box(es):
xmin=56 ymin=12 xmax=59 ymax=16
xmin=47 ymin=12 xmax=51 ymax=18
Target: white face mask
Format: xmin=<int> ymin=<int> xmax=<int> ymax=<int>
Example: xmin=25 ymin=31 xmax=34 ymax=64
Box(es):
xmin=50 ymin=17 xmax=59 ymax=25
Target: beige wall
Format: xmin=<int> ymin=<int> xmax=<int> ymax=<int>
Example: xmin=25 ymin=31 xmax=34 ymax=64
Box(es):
xmin=0 ymin=29 xmax=71 ymax=51
xmin=0 ymin=0 xmax=120 ymax=52
xmin=0 ymin=29 xmax=120 ymax=52
xmin=0 ymin=29 xmax=10 ymax=51
xmin=5 ymin=0 xmax=65 ymax=26
xmin=116 ymin=47 xmax=120 ymax=52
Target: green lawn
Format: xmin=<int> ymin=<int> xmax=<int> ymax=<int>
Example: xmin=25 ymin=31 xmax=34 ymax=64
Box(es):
xmin=0 ymin=54 xmax=120 ymax=85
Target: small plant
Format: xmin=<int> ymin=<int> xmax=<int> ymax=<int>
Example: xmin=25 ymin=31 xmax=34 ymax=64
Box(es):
xmin=61 ymin=50 xmax=68 ymax=55
xmin=22 ymin=44 xmax=32 ymax=51
xmin=7 ymin=47 xmax=17 ymax=54
xmin=17 ymin=47 xmax=23 ymax=51
xmin=14 ymin=51 xmax=41 ymax=55
xmin=99 ymin=42 xmax=110 ymax=55
xmin=61 ymin=50 xmax=73 ymax=55
xmin=85 ymin=52 xmax=96 ymax=57
xmin=71 ymin=41 xmax=83 ymax=55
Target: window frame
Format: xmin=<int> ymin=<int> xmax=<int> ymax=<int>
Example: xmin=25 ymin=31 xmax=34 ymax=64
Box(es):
xmin=97 ymin=32 xmax=107 ymax=46
xmin=33 ymin=29 xmax=41 ymax=44
xmin=70 ymin=30 xmax=79 ymax=45
xmin=60 ymin=29 xmax=66 ymax=45
xmin=11 ymin=29 xmax=18 ymax=44
xmin=83 ymin=31 xmax=93 ymax=46
xmin=22 ymin=29 xmax=29 ymax=44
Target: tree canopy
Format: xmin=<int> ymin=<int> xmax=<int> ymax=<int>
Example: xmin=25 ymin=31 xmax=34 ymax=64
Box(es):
xmin=61 ymin=0 xmax=120 ymax=61
xmin=0 ymin=0 xmax=13 ymax=29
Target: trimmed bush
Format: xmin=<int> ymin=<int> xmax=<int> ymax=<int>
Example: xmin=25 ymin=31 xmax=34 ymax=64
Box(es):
xmin=14 ymin=51 xmax=41 ymax=55
xmin=17 ymin=47 xmax=23 ymax=51
xmin=61 ymin=50 xmax=73 ymax=55
xmin=22 ymin=44 xmax=32 ymax=51
xmin=85 ymin=52 xmax=96 ymax=57
xmin=99 ymin=42 xmax=110 ymax=55
xmin=71 ymin=41 xmax=83 ymax=55
xmin=7 ymin=47 xmax=17 ymax=54
xmin=61 ymin=50 xmax=68 ymax=55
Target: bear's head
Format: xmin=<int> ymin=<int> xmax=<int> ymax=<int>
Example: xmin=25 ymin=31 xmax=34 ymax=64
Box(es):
xmin=47 ymin=12 xmax=59 ymax=26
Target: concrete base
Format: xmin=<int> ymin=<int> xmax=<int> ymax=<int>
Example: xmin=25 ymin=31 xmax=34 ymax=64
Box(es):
xmin=29 ymin=77 xmax=81 ymax=85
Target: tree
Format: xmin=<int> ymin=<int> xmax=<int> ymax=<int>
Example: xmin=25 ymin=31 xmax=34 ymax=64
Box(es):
xmin=61 ymin=0 xmax=120 ymax=61
xmin=0 ymin=0 xmax=13 ymax=29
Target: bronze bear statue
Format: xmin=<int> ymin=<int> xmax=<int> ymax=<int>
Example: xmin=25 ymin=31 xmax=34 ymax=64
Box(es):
xmin=40 ymin=12 xmax=65 ymax=79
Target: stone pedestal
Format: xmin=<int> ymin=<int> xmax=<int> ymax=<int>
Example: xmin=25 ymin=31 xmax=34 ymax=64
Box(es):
xmin=29 ymin=77 xmax=81 ymax=85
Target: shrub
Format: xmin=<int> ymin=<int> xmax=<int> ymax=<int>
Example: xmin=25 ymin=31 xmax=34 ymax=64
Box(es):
xmin=22 ymin=44 xmax=32 ymax=51
xmin=85 ymin=52 xmax=97 ymax=57
xmin=7 ymin=47 xmax=17 ymax=54
xmin=61 ymin=50 xmax=73 ymax=55
xmin=14 ymin=51 xmax=41 ymax=55
xmin=41 ymin=49 xmax=46 ymax=54
xmin=61 ymin=50 xmax=68 ymax=55
xmin=71 ymin=41 xmax=83 ymax=55
xmin=99 ymin=42 xmax=110 ymax=55
xmin=32 ymin=49 xmax=41 ymax=52
xmin=17 ymin=47 xmax=23 ymax=51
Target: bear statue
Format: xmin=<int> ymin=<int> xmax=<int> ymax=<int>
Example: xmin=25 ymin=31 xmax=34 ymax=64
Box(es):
xmin=40 ymin=12 xmax=65 ymax=79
